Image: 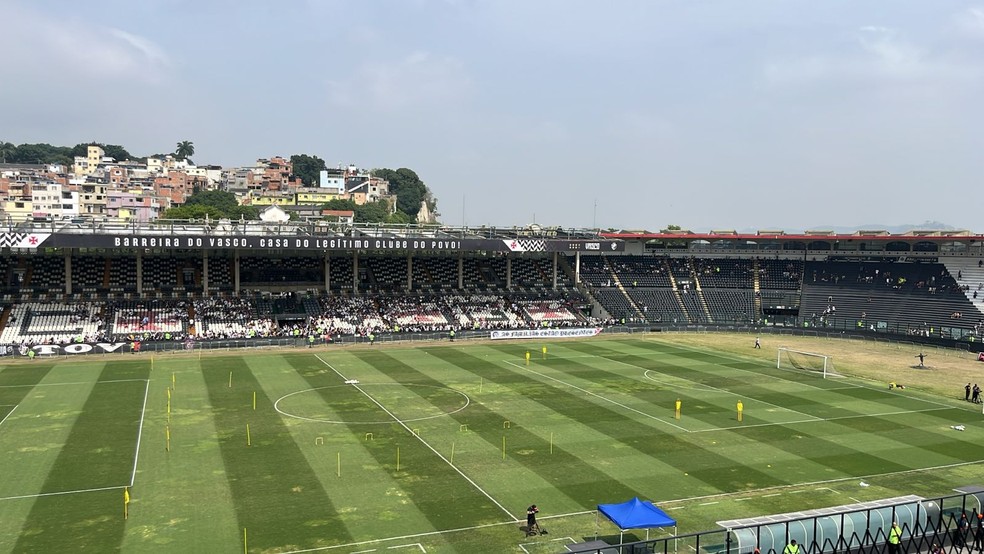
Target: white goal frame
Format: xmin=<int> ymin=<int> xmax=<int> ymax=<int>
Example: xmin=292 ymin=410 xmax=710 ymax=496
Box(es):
xmin=777 ymin=347 xmax=833 ymax=378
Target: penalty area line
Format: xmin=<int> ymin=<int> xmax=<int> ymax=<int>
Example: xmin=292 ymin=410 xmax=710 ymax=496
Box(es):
xmin=504 ymin=360 xmax=689 ymax=432
xmin=0 ymin=484 xmax=127 ymax=502
xmin=129 ymin=378 xmax=151 ymax=487
xmin=0 ymin=404 xmax=18 ymax=428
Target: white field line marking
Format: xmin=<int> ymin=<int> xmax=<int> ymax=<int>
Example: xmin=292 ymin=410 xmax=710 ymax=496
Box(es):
xmin=504 ymin=360 xmax=689 ymax=432
xmin=386 ymin=543 xmax=425 ymax=552
xmin=642 ymin=370 xmax=721 ymax=392
xmin=600 ymin=352 xmax=958 ymax=421
xmin=313 ymin=355 xmax=516 ymax=521
xmin=0 ymin=404 xmax=18 ymax=428
xmin=129 ymin=379 xmax=150 ymax=487
xmin=761 ymin=493 xmax=781 ymax=498
xmin=0 ymin=378 xmax=149 ymax=388
xmin=698 ymin=501 xmax=719 ymax=506
xmin=641 ymin=368 xmax=821 ymax=422
xmin=607 ymin=357 xmax=822 ymax=422
xmin=688 ymin=406 xmax=952 ymax=433
xmin=279 ymin=511 xmax=596 ymax=554
xmin=789 ymin=490 xmax=807 ymax=494
xmin=351 ymin=550 xmax=376 ymax=554
xmin=0 ymin=484 xmax=126 ymax=501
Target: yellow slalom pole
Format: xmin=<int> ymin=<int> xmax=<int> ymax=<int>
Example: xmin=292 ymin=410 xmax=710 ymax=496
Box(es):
xmin=171 ymin=372 xmax=175 ymax=390
xmin=243 ymin=527 xmax=248 ymax=554
xmin=479 ymin=377 xmax=483 ymax=393
xmin=166 ymin=425 xmax=170 ymax=452
xmin=229 ymin=371 xmax=233 ymax=388
xmin=450 ymin=442 xmax=455 ymax=464
xmin=550 ymin=432 xmax=554 ymax=454
xmin=397 ymin=447 xmax=400 ymax=471
xmin=502 ymin=435 xmax=506 ymax=460
xmin=337 ymin=452 xmax=340 ymax=477
xmin=246 ymin=424 xmax=251 ymax=446
xmin=167 ymin=399 xmax=170 ymax=424
xmin=252 ymin=391 xmax=256 ymax=411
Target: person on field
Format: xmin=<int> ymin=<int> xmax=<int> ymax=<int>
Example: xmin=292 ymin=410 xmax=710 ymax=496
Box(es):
xmin=783 ymin=539 xmax=799 ymax=554
xmin=526 ymin=504 xmax=540 ymax=535
xmin=967 ymin=383 xmax=973 ymax=402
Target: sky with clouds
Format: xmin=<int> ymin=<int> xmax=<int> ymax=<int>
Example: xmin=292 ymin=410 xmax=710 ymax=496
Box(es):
xmin=2 ymin=0 xmax=982 ymax=232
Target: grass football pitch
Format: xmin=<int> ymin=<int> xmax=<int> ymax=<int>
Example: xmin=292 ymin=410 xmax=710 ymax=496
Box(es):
xmin=1 ymin=335 xmax=983 ymax=553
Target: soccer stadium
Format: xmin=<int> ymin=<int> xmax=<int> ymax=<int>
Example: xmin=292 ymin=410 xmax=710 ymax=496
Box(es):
xmin=2 ymin=220 xmax=984 ymax=553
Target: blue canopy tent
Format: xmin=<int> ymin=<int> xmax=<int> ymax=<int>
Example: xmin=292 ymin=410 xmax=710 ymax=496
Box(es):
xmin=597 ymin=497 xmax=677 ymax=546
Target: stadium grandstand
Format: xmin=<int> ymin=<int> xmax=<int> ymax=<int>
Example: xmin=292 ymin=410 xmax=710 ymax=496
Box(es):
xmin=0 ymin=219 xmax=983 ymax=354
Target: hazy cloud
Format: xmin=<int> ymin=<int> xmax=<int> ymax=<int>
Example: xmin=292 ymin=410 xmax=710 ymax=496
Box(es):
xmin=326 ymin=51 xmax=472 ymax=111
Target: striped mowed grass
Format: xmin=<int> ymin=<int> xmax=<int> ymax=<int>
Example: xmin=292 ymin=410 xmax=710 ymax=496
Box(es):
xmin=0 ymin=336 xmax=981 ymax=553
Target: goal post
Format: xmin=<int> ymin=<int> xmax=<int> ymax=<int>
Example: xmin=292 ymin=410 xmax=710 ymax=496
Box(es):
xmin=777 ymin=347 xmax=835 ymax=378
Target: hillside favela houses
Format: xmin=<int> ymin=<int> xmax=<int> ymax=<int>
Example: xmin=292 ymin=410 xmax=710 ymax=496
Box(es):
xmin=0 ymin=145 xmax=428 ymax=224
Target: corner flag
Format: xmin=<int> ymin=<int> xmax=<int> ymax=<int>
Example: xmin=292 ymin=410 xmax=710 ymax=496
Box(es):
xmin=124 ymin=487 xmax=130 ymax=519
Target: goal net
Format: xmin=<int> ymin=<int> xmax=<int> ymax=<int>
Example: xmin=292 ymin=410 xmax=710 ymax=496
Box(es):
xmin=777 ymin=347 xmax=836 ymax=378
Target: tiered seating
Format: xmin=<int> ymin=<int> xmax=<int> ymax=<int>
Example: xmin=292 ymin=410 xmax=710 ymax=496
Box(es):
xmin=626 ymin=289 xmax=687 ymax=323
xmin=0 ymin=302 xmax=103 ymax=344
xmin=577 ymin=256 xmax=613 ymax=287
xmin=109 ymin=257 xmax=138 ymax=293
xmin=703 ymin=290 xmax=755 ymax=324
xmin=327 ymin=257 xmax=354 ymax=292
xmin=608 ymin=256 xmax=673 ymax=287
xmin=206 ymin=257 xmax=234 ymax=292
xmin=194 ymin=297 xmax=273 ymax=339
xmin=678 ymin=289 xmax=709 ymax=324
xmin=522 ymin=301 xmax=580 ymax=324
xmin=758 ymin=259 xmax=803 ymax=290
xmin=510 ymin=259 xmax=550 ymax=289
xmin=109 ymin=300 xmax=188 ymax=336
xmin=240 ymin=256 xmax=321 ymax=284
xmin=445 ymin=294 xmax=522 ymax=328
xmin=801 ymin=260 xmax=978 ymax=336
xmin=592 ymin=289 xmax=640 ymax=321
xmin=693 ymin=259 xmax=753 ymax=288
xmin=23 ymin=257 xmax=65 ymax=295
xmin=71 ymin=256 xmax=107 ymax=294
xmin=411 ymin=257 xmax=458 ymax=292
xmin=363 ymin=256 xmax=408 ymax=292
xmin=142 ymin=257 xmax=180 ymax=293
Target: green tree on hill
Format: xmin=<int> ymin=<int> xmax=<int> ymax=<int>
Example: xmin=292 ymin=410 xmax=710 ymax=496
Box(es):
xmin=290 ymin=154 xmax=327 ymax=187
xmin=175 ymin=140 xmax=195 ymax=161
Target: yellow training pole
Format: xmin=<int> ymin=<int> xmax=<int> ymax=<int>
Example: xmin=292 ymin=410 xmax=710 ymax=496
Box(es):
xmin=675 ymin=399 xmax=682 ymax=420
xmin=502 ymin=436 xmax=506 ymax=460
xmin=167 ymin=399 xmax=170 ymax=424
xmin=397 ymin=447 xmax=400 ymax=471
xmin=229 ymin=371 xmax=233 ymax=388
xmin=243 ymin=528 xmax=248 ymax=554
xmin=550 ymin=432 xmax=554 ymax=454
xmin=171 ymin=372 xmax=175 ymax=390
xmin=450 ymin=442 xmax=455 ymax=464
xmin=246 ymin=424 xmax=251 ymax=446
xmin=166 ymin=425 xmax=170 ymax=452
xmin=252 ymin=391 xmax=256 ymax=411
xmin=479 ymin=377 xmax=483 ymax=393
xmin=336 ymin=452 xmax=340 ymax=477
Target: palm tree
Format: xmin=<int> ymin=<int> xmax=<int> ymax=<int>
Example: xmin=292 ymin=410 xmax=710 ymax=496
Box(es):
xmin=174 ymin=141 xmax=195 ymax=161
